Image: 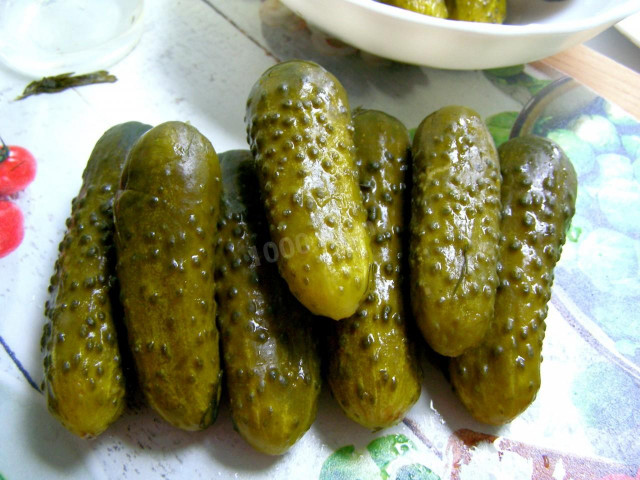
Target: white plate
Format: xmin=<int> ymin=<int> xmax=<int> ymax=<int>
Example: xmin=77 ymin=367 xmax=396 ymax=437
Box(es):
xmin=280 ymin=0 xmax=640 ymax=70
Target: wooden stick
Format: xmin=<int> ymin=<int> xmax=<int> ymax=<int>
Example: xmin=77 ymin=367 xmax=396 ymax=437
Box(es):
xmin=532 ymin=44 xmax=640 ymax=120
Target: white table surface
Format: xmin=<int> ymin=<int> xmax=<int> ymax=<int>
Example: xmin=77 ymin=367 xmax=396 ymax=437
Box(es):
xmin=588 ymin=25 xmax=640 ymax=74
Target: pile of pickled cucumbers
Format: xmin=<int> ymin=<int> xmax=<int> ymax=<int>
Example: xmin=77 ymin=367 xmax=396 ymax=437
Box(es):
xmin=40 ymin=60 xmax=576 ymax=453
xmin=379 ymin=0 xmax=506 ymax=23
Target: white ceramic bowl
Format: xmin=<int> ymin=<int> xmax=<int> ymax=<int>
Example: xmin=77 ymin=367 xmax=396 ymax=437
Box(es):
xmin=280 ymin=0 xmax=640 ymax=70
xmin=0 ymin=0 xmax=145 ymax=78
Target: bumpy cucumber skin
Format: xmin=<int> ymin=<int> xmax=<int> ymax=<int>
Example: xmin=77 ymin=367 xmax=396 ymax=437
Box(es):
xmin=327 ymin=109 xmax=422 ymax=430
xmin=215 ymin=150 xmax=322 ymax=455
xmin=446 ymin=0 xmax=506 ymax=23
xmin=450 ymin=135 xmax=577 ymax=425
xmin=42 ymin=121 xmax=151 ymax=438
xmin=410 ymin=106 xmax=501 ymax=357
xmin=382 ymin=0 xmax=448 ymax=18
xmin=114 ymin=121 xmax=222 ymax=431
xmin=245 ymin=60 xmax=372 ymax=321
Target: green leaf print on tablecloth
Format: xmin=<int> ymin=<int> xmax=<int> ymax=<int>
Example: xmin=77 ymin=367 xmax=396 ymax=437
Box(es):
xmin=546 ymin=129 xmax=597 ymax=177
xmin=539 ymin=98 xmax=640 ymax=365
xmin=569 ymin=114 xmax=622 ymax=153
xmin=319 ymin=434 xmax=440 ymax=480
xmin=485 ymin=111 xmax=520 ymax=148
xmin=481 ymin=61 xmax=640 ymax=375
xmin=320 ymin=445 xmax=382 ymax=480
xmin=551 ymin=101 xmax=640 ymax=364
xmin=484 ymin=65 xmax=553 ymax=97
xmin=394 ymin=464 xmax=439 ymax=480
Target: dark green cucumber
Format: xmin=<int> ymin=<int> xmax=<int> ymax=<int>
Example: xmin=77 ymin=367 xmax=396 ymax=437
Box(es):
xmin=445 ymin=0 xmax=506 ymax=23
xmin=114 ymin=121 xmax=222 ymax=431
xmin=326 ymin=109 xmax=421 ymax=430
xmin=410 ymin=105 xmax=501 ymax=357
xmin=42 ymin=121 xmax=151 ymax=438
xmin=450 ymin=135 xmax=577 ymax=425
xmin=381 ymin=0 xmax=448 ymax=18
xmin=215 ymin=150 xmax=321 ymax=455
xmin=245 ymin=60 xmax=372 ymax=321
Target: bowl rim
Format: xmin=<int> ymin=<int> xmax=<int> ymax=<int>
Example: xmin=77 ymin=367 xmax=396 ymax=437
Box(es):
xmin=282 ymin=0 xmax=640 ymax=36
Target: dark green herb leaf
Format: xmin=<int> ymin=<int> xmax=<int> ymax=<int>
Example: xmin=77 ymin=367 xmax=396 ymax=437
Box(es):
xmin=483 ymin=68 xmax=553 ymax=104
xmin=484 ymin=65 xmax=525 ymax=78
xmin=16 ymin=71 xmax=117 ymax=100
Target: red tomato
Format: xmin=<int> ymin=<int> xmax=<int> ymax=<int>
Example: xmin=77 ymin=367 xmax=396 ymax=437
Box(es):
xmin=0 ymin=200 xmax=24 ymax=258
xmin=0 ymin=144 xmax=37 ymax=196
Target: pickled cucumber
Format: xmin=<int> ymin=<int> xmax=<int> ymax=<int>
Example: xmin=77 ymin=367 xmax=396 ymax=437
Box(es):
xmin=42 ymin=121 xmax=151 ymax=438
xmin=450 ymin=135 xmax=577 ymax=425
xmin=446 ymin=0 xmax=506 ymax=23
xmin=410 ymin=105 xmax=501 ymax=357
xmin=114 ymin=121 xmax=222 ymax=431
xmin=381 ymin=0 xmax=448 ymax=18
xmin=245 ymin=60 xmax=372 ymax=320
xmin=326 ymin=109 xmax=421 ymax=430
xmin=215 ymin=150 xmax=321 ymax=455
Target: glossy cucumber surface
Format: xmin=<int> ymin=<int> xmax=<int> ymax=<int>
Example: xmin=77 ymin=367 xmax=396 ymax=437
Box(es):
xmin=216 ymin=149 xmax=321 ymax=455
xmin=327 ymin=109 xmax=422 ymax=430
xmin=410 ymin=105 xmax=501 ymax=357
xmin=450 ymin=135 xmax=577 ymax=425
xmin=114 ymin=121 xmax=223 ymax=431
xmin=42 ymin=121 xmax=151 ymax=438
xmin=246 ymin=60 xmax=372 ymax=320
